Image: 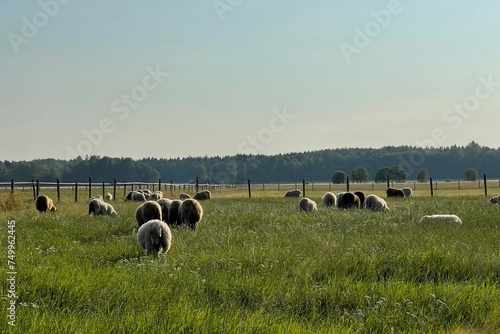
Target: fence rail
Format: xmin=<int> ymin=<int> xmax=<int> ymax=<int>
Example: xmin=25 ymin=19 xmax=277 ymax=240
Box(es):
xmin=1 ymin=175 xmax=499 ymax=202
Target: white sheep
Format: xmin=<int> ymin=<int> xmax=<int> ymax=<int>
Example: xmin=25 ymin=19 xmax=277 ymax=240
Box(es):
xmin=35 ymin=194 xmax=57 ymax=212
xmin=149 ymin=191 xmax=163 ymax=201
xmin=137 ymin=219 xmax=172 ymax=256
xmin=489 ymin=195 xmax=500 ymax=204
xmin=104 ymin=192 xmax=113 ymax=201
xmin=401 ymin=187 xmax=413 ymax=197
xmin=131 ymin=191 xmax=147 ymax=202
xmin=156 ymin=198 xmax=172 ymax=222
xmin=88 ymin=198 xmax=117 ymax=216
xmin=135 ymin=201 xmax=162 ymax=227
xmin=321 ymin=192 xmax=337 ymax=207
xmin=88 ymin=195 xmax=103 ymax=203
xmin=179 ymin=199 xmax=204 ymax=230
xmin=299 ymin=197 xmax=318 ymax=212
xmin=364 ymin=194 xmax=389 ymax=211
xmin=419 ymin=214 xmax=462 ymax=224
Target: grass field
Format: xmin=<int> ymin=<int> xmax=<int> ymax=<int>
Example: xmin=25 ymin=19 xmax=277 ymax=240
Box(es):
xmin=1 ymin=188 xmax=500 ymax=333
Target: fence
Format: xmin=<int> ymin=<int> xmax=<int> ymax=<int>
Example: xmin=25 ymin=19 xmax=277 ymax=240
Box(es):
xmin=1 ymin=175 xmax=499 ymax=202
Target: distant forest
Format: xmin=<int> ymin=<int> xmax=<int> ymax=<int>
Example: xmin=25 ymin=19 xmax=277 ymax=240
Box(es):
xmin=1 ymin=141 xmax=499 ymax=183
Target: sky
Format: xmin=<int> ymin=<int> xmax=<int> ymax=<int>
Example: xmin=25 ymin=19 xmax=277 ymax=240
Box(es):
xmin=1 ymin=0 xmax=500 ymax=161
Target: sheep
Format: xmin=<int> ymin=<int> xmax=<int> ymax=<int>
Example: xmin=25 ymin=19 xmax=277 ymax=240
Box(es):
xmin=338 ymin=192 xmax=360 ymax=209
xmin=401 ymin=187 xmax=413 ymax=197
xmin=489 ymin=195 xmax=500 ymax=204
xmin=283 ymin=189 xmax=302 ymax=198
xmin=354 ymin=191 xmax=366 ymax=207
xmin=321 ymin=192 xmax=337 ymax=207
xmin=168 ymin=199 xmax=183 ymax=226
xmin=194 ymin=190 xmax=211 ymax=200
xmin=156 ymin=198 xmax=172 ymax=222
xmin=35 ymin=194 xmax=57 ymax=212
xmin=148 ymin=191 xmax=163 ymax=201
xmin=88 ymin=198 xmax=117 ymax=216
xmin=125 ymin=191 xmax=147 ymax=202
xmin=179 ymin=199 xmax=204 ymax=230
xmin=88 ymin=195 xmax=104 ymax=203
xmin=135 ymin=201 xmax=162 ymax=227
xmin=179 ymin=193 xmax=191 ymax=200
xmin=104 ymin=192 xmax=113 ymax=201
xmin=364 ymin=194 xmax=389 ymax=211
xmin=419 ymin=214 xmax=462 ymax=224
xmin=336 ymin=192 xmax=345 ymax=208
xmin=386 ymin=187 xmax=405 ymax=198
xmin=299 ymin=197 xmax=318 ymax=212
xmin=137 ymin=219 xmax=172 ymax=257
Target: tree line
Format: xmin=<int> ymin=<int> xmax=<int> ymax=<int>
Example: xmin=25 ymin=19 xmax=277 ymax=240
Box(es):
xmin=1 ymin=141 xmax=498 ymax=183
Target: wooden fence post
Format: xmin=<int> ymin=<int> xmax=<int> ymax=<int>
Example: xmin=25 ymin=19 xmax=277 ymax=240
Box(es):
xmin=102 ymin=181 xmax=105 ymax=198
xmin=248 ymin=179 xmax=251 ymax=199
xmin=75 ymin=182 xmax=78 ymax=202
xmin=88 ymin=177 xmax=92 ymax=199
xmin=113 ymin=179 xmax=117 ymax=201
xmin=386 ymin=176 xmax=390 ymax=189
xmin=56 ymin=179 xmax=60 ymax=203
xmin=302 ymin=178 xmax=306 ymax=198
xmin=429 ymin=177 xmax=434 ymax=197
xmin=32 ymin=180 xmax=36 ymax=200
xmin=195 ymin=176 xmax=199 ymax=194
xmin=36 ymin=180 xmax=40 ymax=197
xmin=10 ymin=179 xmax=14 ymax=194
xmin=484 ymin=174 xmax=488 ymax=197
xmin=346 ymin=176 xmax=350 ymax=193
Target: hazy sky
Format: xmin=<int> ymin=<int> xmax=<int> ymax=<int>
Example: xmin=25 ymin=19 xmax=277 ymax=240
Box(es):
xmin=1 ymin=1 xmax=499 ymax=161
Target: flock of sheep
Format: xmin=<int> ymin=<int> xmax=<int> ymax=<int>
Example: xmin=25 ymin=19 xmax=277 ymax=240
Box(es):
xmin=33 ymin=187 xmax=500 ymax=257
xmin=34 ymin=189 xmax=210 ymax=257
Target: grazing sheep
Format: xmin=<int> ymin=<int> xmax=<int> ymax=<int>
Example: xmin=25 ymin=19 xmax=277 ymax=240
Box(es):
xmin=321 ymin=192 xmax=337 ymax=207
xmin=194 ymin=190 xmax=211 ymax=200
xmin=283 ymin=189 xmax=302 ymax=198
xmin=148 ymin=191 xmax=163 ymax=201
xmin=489 ymin=195 xmax=500 ymax=204
xmin=354 ymin=191 xmax=366 ymax=207
xmin=179 ymin=199 xmax=204 ymax=230
xmin=135 ymin=201 xmax=162 ymax=227
xmin=299 ymin=197 xmax=318 ymax=212
xmin=386 ymin=187 xmax=405 ymax=198
xmin=88 ymin=198 xmax=117 ymax=216
xmin=137 ymin=219 xmax=172 ymax=256
xmin=419 ymin=214 xmax=462 ymax=224
xmin=179 ymin=193 xmax=191 ymax=200
xmin=35 ymin=194 xmax=57 ymax=212
xmin=104 ymin=192 xmax=113 ymax=201
xmin=130 ymin=191 xmax=147 ymax=202
xmin=338 ymin=192 xmax=360 ymax=209
xmin=364 ymin=194 xmax=389 ymax=211
xmin=157 ymin=198 xmax=172 ymax=222
xmin=336 ymin=192 xmax=345 ymax=208
xmin=401 ymin=187 xmax=413 ymax=197
xmin=88 ymin=195 xmax=104 ymax=203
xmin=168 ymin=199 xmax=183 ymax=226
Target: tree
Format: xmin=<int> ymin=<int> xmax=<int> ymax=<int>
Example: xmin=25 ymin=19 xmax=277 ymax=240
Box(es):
xmin=351 ymin=167 xmax=369 ymax=183
xmin=417 ymin=168 xmax=430 ymax=182
xmin=374 ymin=165 xmax=408 ymax=183
xmin=332 ymin=170 xmax=347 ymax=184
xmin=464 ymin=168 xmax=478 ymax=181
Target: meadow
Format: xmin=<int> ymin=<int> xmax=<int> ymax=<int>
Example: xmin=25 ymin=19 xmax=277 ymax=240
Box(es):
xmin=1 ymin=186 xmax=500 ymax=333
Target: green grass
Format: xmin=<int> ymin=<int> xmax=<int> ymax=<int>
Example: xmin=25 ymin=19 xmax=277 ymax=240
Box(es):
xmin=1 ymin=190 xmax=500 ymax=333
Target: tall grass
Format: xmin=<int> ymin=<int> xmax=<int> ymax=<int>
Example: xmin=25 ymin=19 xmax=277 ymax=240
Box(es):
xmin=1 ymin=191 xmax=500 ymax=333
